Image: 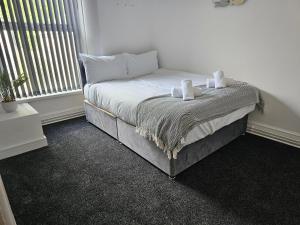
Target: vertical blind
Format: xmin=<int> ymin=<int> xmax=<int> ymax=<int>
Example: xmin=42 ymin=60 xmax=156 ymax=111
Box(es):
xmin=0 ymin=0 xmax=82 ymax=98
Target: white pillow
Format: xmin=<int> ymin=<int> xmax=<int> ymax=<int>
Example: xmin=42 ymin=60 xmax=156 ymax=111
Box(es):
xmin=124 ymin=51 xmax=158 ymax=77
xmin=80 ymin=53 xmax=127 ymax=84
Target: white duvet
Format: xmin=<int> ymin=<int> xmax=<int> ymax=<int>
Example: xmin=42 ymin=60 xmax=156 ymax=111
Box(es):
xmin=84 ymin=69 xmax=255 ymax=146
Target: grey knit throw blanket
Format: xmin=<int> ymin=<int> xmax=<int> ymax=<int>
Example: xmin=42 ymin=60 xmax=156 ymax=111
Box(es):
xmin=136 ymin=81 xmax=260 ymax=159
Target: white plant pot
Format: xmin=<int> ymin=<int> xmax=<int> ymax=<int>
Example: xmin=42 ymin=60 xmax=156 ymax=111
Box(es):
xmin=1 ymin=101 xmax=18 ymax=113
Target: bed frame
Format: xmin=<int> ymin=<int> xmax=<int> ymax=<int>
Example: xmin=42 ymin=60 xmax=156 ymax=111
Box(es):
xmin=79 ymin=61 xmax=248 ymax=177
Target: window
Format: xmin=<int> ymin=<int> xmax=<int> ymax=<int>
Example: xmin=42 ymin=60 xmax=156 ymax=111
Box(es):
xmin=0 ymin=0 xmax=82 ymax=99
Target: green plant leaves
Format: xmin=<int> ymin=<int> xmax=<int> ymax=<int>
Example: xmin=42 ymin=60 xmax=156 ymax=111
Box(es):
xmin=0 ymin=71 xmax=27 ymax=102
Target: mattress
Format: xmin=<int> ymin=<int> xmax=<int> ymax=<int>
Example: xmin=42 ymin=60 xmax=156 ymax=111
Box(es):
xmin=84 ymin=68 xmax=255 ymax=146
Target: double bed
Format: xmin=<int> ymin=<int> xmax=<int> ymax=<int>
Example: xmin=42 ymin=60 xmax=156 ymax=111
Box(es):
xmin=80 ymin=61 xmax=257 ymax=178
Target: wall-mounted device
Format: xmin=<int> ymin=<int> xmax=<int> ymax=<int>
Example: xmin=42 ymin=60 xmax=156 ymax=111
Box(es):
xmin=213 ymin=0 xmax=246 ymax=7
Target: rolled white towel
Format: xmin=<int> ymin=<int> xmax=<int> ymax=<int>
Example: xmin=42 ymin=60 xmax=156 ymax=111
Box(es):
xmin=215 ymin=78 xmax=226 ymax=89
xmin=171 ymin=87 xmax=202 ymax=98
xmin=213 ymin=70 xmax=226 ymax=89
xmin=206 ymin=78 xmax=215 ymax=88
xmin=213 ymin=70 xmax=224 ymax=80
xmin=181 ymin=80 xmax=194 ymax=101
xmin=171 ymin=87 xmax=182 ymax=98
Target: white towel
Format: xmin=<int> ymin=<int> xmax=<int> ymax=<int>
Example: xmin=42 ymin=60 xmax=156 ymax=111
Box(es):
xmin=206 ymin=78 xmax=215 ymax=88
xmin=171 ymin=87 xmax=202 ymax=98
xmin=213 ymin=70 xmax=225 ymax=80
xmin=171 ymin=87 xmax=182 ymax=98
xmin=181 ymin=80 xmax=194 ymax=101
xmin=215 ymin=78 xmax=226 ymax=89
xmin=213 ymin=70 xmax=226 ymax=89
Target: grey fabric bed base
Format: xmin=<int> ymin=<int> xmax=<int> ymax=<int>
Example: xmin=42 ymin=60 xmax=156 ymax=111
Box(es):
xmin=84 ymin=100 xmax=248 ymax=177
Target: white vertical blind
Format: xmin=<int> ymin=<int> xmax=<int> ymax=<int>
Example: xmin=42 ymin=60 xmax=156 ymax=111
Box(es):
xmin=0 ymin=0 xmax=82 ymax=98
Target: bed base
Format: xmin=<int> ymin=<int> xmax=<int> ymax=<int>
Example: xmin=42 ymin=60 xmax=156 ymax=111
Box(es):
xmin=84 ymin=100 xmax=248 ymax=177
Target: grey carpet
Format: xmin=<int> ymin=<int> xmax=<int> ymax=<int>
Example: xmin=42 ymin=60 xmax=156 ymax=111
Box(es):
xmin=0 ymin=117 xmax=299 ymax=225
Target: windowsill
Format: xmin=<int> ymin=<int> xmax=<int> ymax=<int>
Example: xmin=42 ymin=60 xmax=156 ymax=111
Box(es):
xmin=16 ymin=89 xmax=83 ymax=103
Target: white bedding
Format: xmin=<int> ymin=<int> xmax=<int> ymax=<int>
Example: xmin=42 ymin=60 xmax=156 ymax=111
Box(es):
xmin=84 ymin=69 xmax=255 ymax=147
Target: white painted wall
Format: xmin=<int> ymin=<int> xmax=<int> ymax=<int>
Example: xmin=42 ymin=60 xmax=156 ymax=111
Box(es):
xmin=82 ymin=0 xmax=300 ymax=138
xmin=29 ymin=93 xmax=84 ymax=124
xmin=79 ymin=0 xmax=102 ymax=54
xmin=1 ymin=92 xmax=84 ymax=125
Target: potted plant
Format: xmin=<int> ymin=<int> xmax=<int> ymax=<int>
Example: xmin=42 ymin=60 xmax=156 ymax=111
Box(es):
xmin=0 ymin=71 xmax=27 ymax=113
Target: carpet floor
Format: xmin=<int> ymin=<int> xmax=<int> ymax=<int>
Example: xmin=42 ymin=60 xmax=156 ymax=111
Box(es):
xmin=0 ymin=117 xmax=299 ymax=225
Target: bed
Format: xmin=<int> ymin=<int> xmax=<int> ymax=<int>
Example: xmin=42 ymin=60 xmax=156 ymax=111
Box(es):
xmin=79 ymin=58 xmax=257 ymax=178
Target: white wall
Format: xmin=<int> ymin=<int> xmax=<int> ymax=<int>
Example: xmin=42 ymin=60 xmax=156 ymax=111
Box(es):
xmin=83 ymin=0 xmax=300 ymax=144
xmin=29 ymin=93 xmax=84 ymax=124
xmin=80 ymin=0 xmax=102 ymax=54
xmin=1 ymin=91 xmax=84 ymax=125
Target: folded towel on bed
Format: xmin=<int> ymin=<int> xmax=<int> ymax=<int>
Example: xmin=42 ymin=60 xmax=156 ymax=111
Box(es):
xmin=213 ymin=70 xmax=227 ymax=89
xmin=206 ymin=78 xmax=215 ymax=88
xmin=171 ymin=87 xmax=202 ymax=98
xmin=215 ymin=78 xmax=226 ymax=89
xmin=171 ymin=87 xmax=182 ymax=98
xmin=181 ymin=80 xmax=194 ymax=101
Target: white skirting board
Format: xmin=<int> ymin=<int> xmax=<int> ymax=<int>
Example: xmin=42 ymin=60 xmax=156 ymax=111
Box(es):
xmin=0 ymin=136 xmax=48 ymax=160
xmin=247 ymin=121 xmax=300 ymax=148
xmin=41 ymin=108 xmax=300 ymax=149
xmin=41 ymin=106 xmax=85 ymax=125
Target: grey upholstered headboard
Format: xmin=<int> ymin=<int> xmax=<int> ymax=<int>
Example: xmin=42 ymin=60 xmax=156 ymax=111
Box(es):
xmin=78 ymin=60 xmax=87 ymax=90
